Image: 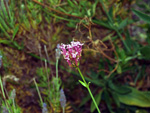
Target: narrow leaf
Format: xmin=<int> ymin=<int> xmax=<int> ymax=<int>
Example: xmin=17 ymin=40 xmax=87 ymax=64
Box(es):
xmin=118 ymin=18 xmax=128 ymax=30
xmin=111 ymin=91 xmax=120 ymax=107
xmin=104 ymin=89 xmax=113 ymax=113
xmin=93 ymin=19 xmax=113 ymax=29
xmin=91 ymin=1 xmax=98 ymax=17
xmin=108 ymin=6 xmax=113 ymax=19
xmin=132 ymin=9 xmax=150 ymax=24
xmin=67 ymin=0 xmax=75 ymax=7
xmin=12 ymin=25 xmax=19 ymax=41
xmin=140 ymin=45 xmax=150 ymax=59
xmin=108 ymin=81 xmax=131 ymax=94
xmin=117 ymin=86 xmax=150 ymax=107
xmin=78 ymin=80 xmax=86 ymax=87
xmin=0 ymin=24 xmax=10 ymax=38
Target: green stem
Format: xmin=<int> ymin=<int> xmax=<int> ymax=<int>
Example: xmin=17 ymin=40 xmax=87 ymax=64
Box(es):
xmin=33 ymin=78 xmax=43 ymax=106
xmin=12 ymin=99 xmax=16 ymax=113
xmin=55 ymin=58 xmax=59 ymax=112
xmin=99 ymin=0 xmax=130 ymax=52
xmin=56 ymin=58 xmax=59 ymax=94
xmin=77 ymin=67 xmax=101 ymax=113
xmin=44 ymin=60 xmax=51 ymax=101
xmin=0 ymin=76 xmax=11 ymax=113
xmin=63 ymin=107 xmax=65 ymax=113
xmin=56 ymin=58 xmax=59 ymax=80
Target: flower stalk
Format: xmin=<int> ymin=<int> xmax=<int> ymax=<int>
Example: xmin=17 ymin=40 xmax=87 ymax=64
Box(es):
xmin=59 ymin=41 xmax=101 ymax=113
xmin=33 ymin=78 xmax=43 ymax=106
xmin=77 ymin=67 xmax=101 ymax=113
xmin=60 ymin=88 xmax=66 ymax=113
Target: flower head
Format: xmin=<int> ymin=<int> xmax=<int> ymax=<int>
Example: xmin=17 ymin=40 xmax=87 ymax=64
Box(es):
xmin=59 ymin=41 xmax=84 ymax=67
xmin=42 ymin=103 xmax=48 ymax=113
xmin=55 ymin=44 xmax=61 ymax=59
xmin=60 ymin=88 xmax=66 ymax=108
xmin=2 ymin=106 xmax=9 ymax=113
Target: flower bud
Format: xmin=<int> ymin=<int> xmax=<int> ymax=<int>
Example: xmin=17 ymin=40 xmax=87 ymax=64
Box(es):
xmin=42 ymin=103 xmax=48 ymax=113
xmin=60 ymin=88 xmax=66 ymax=108
xmin=55 ymin=44 xmax=61 ymax=59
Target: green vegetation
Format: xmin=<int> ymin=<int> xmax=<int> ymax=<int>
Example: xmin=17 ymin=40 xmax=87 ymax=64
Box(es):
xmin=0 ymin=0 xmax=150 ymax=112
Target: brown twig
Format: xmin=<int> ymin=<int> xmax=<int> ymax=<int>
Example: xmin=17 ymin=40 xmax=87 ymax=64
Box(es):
xmin=106 ymin=37 xmax=119 ymax=78
xmin=83 ymin=23 xmax=119 ymax=78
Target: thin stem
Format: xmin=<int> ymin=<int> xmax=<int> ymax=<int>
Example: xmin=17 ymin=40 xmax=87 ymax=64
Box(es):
xmin=12 ymin=99 xmax=16 ymax=113
xmin=33 ymin=78 xmax=43 ymax=106
xmin=0 ymin=76 xmax=7 ymax=103
xmin=63 ymin=107 xmax=65 ymax=113
xmin=77 ymin=67 xmax=86 ymax=83
xmin=56 ymin=58 xmax=59 ymax=80
xmin=44 ymin=45 xmax=54 ymax=77
xmin=44 ymin=60 xmax=51 ymax=100
xmin=55 ymin=58 xmax=59 ymax=112
xmin=115 ymin=29 xmax=130 ymax=52
xmin=0 ymin=76 xmax=11 ymax=113
xmin=77 ymin=67 xmax=101 ymax=113
xmin=0 ymin=77 xmax=7 ymax=106
xmin=38 ymin=44 xmax=44 ymax=68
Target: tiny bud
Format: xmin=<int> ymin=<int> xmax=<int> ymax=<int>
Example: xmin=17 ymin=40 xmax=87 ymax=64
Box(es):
xmin=55 ymin=44 xmax=61 ymax=59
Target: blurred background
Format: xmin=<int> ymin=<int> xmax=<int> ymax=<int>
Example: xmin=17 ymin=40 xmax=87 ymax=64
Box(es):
xmin=0 ymin=0 xmax=150 ymax=113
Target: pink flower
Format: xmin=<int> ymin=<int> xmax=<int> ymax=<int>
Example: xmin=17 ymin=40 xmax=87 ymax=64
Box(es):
xmin=59 ymin=41 xmax=84 ymax=67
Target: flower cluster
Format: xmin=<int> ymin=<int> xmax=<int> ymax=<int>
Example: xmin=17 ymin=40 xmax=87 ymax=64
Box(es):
xmin=59 ymin=41 xmax=84 ymax=67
